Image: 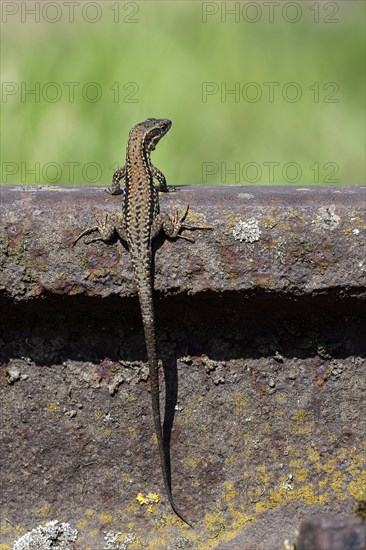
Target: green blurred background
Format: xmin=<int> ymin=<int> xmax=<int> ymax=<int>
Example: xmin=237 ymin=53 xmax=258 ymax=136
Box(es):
xmin=1 ymin=0 xmax=365 ymax=185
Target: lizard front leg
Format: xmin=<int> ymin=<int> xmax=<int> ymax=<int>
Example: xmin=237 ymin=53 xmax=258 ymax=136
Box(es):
xmin=150 ymin=164 xmax=169 ymax=192
xmin=73 ymin=207 xmax=127 ymax=245
xmin=107 ymin=165 xmax=126 ymax=195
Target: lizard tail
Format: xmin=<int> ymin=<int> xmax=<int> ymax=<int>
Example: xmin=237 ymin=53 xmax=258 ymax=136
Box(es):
xmin=137 ymin=283 xmax=193 ymax=528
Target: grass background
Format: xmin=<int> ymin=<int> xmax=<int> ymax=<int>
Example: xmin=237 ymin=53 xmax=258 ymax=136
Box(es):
xmin=1 ymin=0 xmax=365 ymax=185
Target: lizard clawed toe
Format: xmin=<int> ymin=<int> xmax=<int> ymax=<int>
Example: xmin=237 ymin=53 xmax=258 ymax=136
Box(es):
xmin=177 ymin=233 xmax=195 ymax=243
xmin=73 ymin=226 xmax=98 ymax=246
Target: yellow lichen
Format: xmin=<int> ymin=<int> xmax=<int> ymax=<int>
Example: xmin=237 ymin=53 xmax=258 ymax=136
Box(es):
xmin=0 ymin=524 xmax=11 ymax=535
xmin=293 ymin=423 xmax=315 ymax=436
xmin=203 ymin=510 xmax=226 ymax=538
xmin=255 ymin=500 xmax=275 ymax=514
xmin=307 ymin=448 xmax=320 ymax=464
xmin=77 ymin=519 xmax=88 ymax=530
xmin=126 ymin=394 xmax=136 ymax=402
xmin=13 ymin=525 xmax=25 ymax=537
xmin=276 ymin=393 xmax=286 ymax=403
xmin=136 ymin=492 xmax=160 ymax=506
xmin=260 ymin=217 xmax=277 ymax=229
xmin=322 ymin=458 xmax=337 ymax=474
xmin=349 ymin=216 xmax=365 ymax=229
xmin=330 ymin=471 xmax=347 ymax=499
xmin=99 ymin=512 xmax=112 ymax=525
xmin=127 ymin=500 xmax=140 ymax=515
xmin=185 ymin=209 xmax=211 ymax=228
xmin=136 ymin=493 xmax=145 ymax=505
xmin=256 ymin=465 xmax=271 ymax=485
xmin=336 ymin=447 xmax=348 ymax=461
xmin=223 ymin=481 xmax=239 ymax=506
xmin=231 ymin=513 xmax=255 ymax=531
xmin=225 ymin=456 xmax=238 ymax=466
xmin=46 ymin=402 xmax=60 ymax=413
xmin=186 ymin=458 xmax=198 ymax=469
xmin=130 ymin=537 xmax=144 ymax=549
xmin=291 ymin=409 xmax=306 ymax=422
xmin=289 ymin=459 xmax=303 ymax=468
xmin=348 ymin=472 xmax=366 ymax=501
xmin=233 ymin=393 xmax=248 ymax=414
xmin=294 ymin=469 xmax=310 ymax=483
xmin=35 ymin=503 xmax=51 ymax=517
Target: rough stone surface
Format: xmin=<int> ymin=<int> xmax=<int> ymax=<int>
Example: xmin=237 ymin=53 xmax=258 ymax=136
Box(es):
xmin=0 ymin=185 xmax=365 ymax=549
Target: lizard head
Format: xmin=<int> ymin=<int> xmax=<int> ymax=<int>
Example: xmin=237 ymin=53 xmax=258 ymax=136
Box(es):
xmin=137 ymin=118 xmax=172 ymax=152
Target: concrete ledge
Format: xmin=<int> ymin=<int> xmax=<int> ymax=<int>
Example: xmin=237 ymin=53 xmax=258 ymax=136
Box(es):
xmin=1 ymin=185 xmax=365 ymax=299
xmin=0 ymin=185 xmax=365 ymax=550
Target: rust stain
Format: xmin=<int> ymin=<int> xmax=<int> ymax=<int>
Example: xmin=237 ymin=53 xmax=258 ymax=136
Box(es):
xmin=337 ymin=430 xmax=356 ymax=448
xmin=199 ymin=457 xmax=225 ymax=487
xmin=310 ymin=243 xmax=331 ymax=269
xmin=251 ymin=373 xmax=268 ymax=394
xmin=95 ymin=359 xmax=119 ymax=383
xmin=85 ymin=249 xmax=121 ymax=271
xmin=52 ymin=277 xmax=78 ymax=295
xmin=311 ymin=357 xmax=332 ymax=386
xmin=190 ymin=257 xmax=205 ymax=276
xmin=5 ymin=224 xmax=25 ymax=251
xmin=31 ymin=248 xmax=49 ymax=269
xmin=220 ymin=245 xmax=239 ymax=280
xmin=260 ymin=233 xmax=276 ymax=249
xmin=251 ymin=263 xmax=271 ymax=287
xmin=288 ymin=216 xmax=304 ymax=233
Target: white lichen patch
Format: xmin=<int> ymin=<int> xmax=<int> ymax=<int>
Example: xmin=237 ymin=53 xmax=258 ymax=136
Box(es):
xmin=312 ymin=205 xmax=340 ymax=230
xmin=13 ymin=520 xmax=78 ymax=550
xmin=104 ymin=532 xmax=136 ymax=550
xmin=233 ymin=219 xmax=261 ymax=243
xmin=6 ymin=365 xmax=21 ymax=384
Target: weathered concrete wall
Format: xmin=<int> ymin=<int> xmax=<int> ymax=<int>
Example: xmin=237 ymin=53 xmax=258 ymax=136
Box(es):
xmin=0 ymin=185 xmax=365 ymax=550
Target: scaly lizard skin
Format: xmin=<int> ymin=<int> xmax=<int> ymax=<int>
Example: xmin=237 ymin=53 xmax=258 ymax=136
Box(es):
xmin=74 ymin=118 xmax=210 ymax=526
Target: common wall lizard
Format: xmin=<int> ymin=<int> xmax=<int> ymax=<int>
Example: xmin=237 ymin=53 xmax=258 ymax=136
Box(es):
xmin=74 ymin=118 xmax=210 ymax=526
